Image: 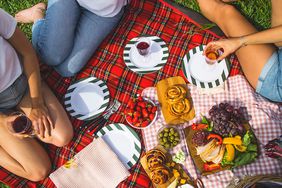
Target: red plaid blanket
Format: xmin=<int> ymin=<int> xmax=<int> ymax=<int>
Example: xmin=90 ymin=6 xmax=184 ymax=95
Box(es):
xmin=0 ymin=0 xmax=241 ymax=187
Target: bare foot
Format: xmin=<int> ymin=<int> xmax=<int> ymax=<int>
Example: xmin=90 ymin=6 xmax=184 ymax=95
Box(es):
xmin=15 ymin=3 xmax=46 ymax=23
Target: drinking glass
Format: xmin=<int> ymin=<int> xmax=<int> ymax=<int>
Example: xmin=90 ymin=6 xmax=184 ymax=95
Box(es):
xmin=135 ymin=37 xmax=151 ymax=56
xmin=205 ymin=49 xmax=222 ymax=65
xmin=8 ymin=112 xmax=35 ymax=137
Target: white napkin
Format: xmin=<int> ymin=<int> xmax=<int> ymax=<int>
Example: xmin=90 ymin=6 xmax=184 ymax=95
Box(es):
xmin=49 ymin=137 xmax=130 ymax=188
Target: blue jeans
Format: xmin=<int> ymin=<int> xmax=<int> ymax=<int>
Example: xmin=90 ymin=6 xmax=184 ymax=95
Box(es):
xmin=256 ymin=48 xmax=282 ymax=102
xmin=32 ymin=0 xmax=124 ymax=77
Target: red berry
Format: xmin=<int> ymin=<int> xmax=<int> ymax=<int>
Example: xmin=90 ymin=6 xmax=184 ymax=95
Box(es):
xmin=138 ymin=102 xmax=146 ymax=108
xmin=135 ymin=122 xmax=141 ymax=127
xmin=132 ymin=116 xmax=138 ymax=124
xmin=137 ymin=96 xmax=143 ymax=102
xmin=149 ymin=113 xmax=155 ymax=121
xmin=126 ymin=116 xmax=133 ymax=123
xmin=147 ymin=106 xmax=152 ymax=112
xmin=129 ymin=102 xmax=135 ymax=109
xmin=136 ymin=106 xmax=142 ymax=112
xmin=142 ymin=109 xmax=149 ymax=118
xmin=141 ymin=120 xmax=150 ymax=127
xmin=125 ymin=108 xmax=134 ymax=115
xmin=134 ymin=111 xmax=141 ymax=118
xmin=151 ymin=106 xmax=157 ymax=113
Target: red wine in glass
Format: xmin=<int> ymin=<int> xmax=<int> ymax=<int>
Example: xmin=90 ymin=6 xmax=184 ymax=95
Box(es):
xmin=136 ymin=41 xmax=150 ymax=56
xmin=12 ymin=115 xmax=33 ymax=135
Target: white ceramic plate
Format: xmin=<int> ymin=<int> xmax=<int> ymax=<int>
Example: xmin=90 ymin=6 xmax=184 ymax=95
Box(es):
xmin=96 ymin=123 xmax=141 ymax=169
xmin=182 ymin=45 xmax=230 ymax=88
xmin=64 ymin=77 xmax=110 ymax=120
xmin=123 ymin=36 xmax=169 ymax=74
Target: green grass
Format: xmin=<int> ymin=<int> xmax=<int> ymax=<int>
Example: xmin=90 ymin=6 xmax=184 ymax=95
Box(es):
xmin=0 ymin=0 xmax=271 ymax=38
xmin=0 ymin=0 xmax=47 ymax=39
xmin=173 ymin=0 xmax=271 ymax=30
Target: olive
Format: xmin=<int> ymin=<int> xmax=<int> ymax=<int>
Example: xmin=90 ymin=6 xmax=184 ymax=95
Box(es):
xmin=157 ymin=127 xmax=180 ymax=149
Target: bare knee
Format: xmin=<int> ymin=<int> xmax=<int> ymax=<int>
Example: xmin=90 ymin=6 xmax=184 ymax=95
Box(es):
xmin=26 ymin=163 xmax=51 ymax=182
xmin=52 ymin=127 xmax=74 ymax=147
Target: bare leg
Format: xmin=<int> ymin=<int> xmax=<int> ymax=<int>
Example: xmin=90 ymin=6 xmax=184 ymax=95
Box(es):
xmin=271 ymin=0 xmax=282 ymax=47
xmin=197 ymin=0 xmax=276 ymax=88
xmin=0 ymin=125 xmax=51 ymax=181
xmin=18 ymin=82 xmax=73 ymax=147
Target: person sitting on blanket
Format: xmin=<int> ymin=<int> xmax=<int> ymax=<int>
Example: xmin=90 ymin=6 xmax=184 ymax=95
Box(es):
xmin=15 ymin=0 xmax=129 ymax=77
xmin=0 ymin=9 xmax=73 ymax=181
xmin=197 ymin=0 xmax=282 ymax=102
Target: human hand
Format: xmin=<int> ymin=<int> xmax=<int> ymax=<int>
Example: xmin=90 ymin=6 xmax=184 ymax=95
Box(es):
xmin=29 ymin=105 xmax=54 ymax=138
xmin=204 ymin=38 xmax=243 ymax=61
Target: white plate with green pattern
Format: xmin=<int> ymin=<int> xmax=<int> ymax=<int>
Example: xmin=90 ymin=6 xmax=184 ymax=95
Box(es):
xmin=182 ymin=45 xmax=231 ymax=88
xmin=64 ymin=77 xmax=110 ymax=121
xmin=96 ymin=123 xmax=141 ymax=169
xmin=123 ymin=36 xmax=169 ymax=74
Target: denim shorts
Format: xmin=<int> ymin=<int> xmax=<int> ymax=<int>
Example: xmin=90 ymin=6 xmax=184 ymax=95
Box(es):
xmin=0 ymin=74 xmax=28 ymax=112
xmin=256 ymin=48 xmax=282 ymax=102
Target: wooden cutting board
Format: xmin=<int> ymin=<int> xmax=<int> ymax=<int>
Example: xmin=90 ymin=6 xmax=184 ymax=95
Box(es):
xmin=184 ymin=123 xmax=258 ymax=175
xmin=156 ymin=76 xmax=195 ymax=125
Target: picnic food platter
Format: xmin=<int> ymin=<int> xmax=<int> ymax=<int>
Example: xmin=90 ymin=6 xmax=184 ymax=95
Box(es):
xmin=184 ymin=103 xmax=258 ymax=175
xmin=96 ymin=123 xmax=141 ymax=169
xmin=182 ymin=45 xmax=231 ymax=88
xmin=64 ymin=77 xmax=110 ymax=121
xmin=123 ymin=35 xmax=169 ymax=74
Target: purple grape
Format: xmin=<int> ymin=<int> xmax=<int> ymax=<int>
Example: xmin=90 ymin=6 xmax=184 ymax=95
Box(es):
xmin=209 ymin=103 xmax=247 ymax=137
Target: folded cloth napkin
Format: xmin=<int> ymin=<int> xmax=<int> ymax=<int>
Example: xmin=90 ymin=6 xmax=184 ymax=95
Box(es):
xmin=49 ymin=137 xmax=130 ymax=188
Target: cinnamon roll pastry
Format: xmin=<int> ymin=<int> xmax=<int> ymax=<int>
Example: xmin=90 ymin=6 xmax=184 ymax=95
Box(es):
xmin=166 ymin=85 xmax=186 ymax=103
xmin=150 ymin=166 xmax=171 ymax=185
xmin=169 ymin=98 xmax=190 ymax=116
xmin=146 ymin=149 xmax=167 ymax=170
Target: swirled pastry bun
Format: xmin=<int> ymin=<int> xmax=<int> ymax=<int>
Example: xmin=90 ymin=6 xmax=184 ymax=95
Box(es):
xmin=150 ymin=166 xmax=170 ymax=185
xmin=169 ymin=98 xmax=190 ymax=116
xmin=166 ymin=85 xmax=186 ymax=103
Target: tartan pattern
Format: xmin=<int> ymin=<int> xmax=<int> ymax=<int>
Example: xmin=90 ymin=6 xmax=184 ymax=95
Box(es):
xmin=0 ymin=0 xmax=241 ymax=187
xmin=141 ymin=75 xmax=282 ymax=188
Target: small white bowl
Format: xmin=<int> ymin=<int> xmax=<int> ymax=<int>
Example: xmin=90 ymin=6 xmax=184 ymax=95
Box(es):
xmin=125 ymin=98 xmax=158 ymax=129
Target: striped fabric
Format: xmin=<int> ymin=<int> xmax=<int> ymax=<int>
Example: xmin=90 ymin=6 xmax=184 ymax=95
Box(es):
xmin=0 ymin=0 xmax=241 ymax=187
